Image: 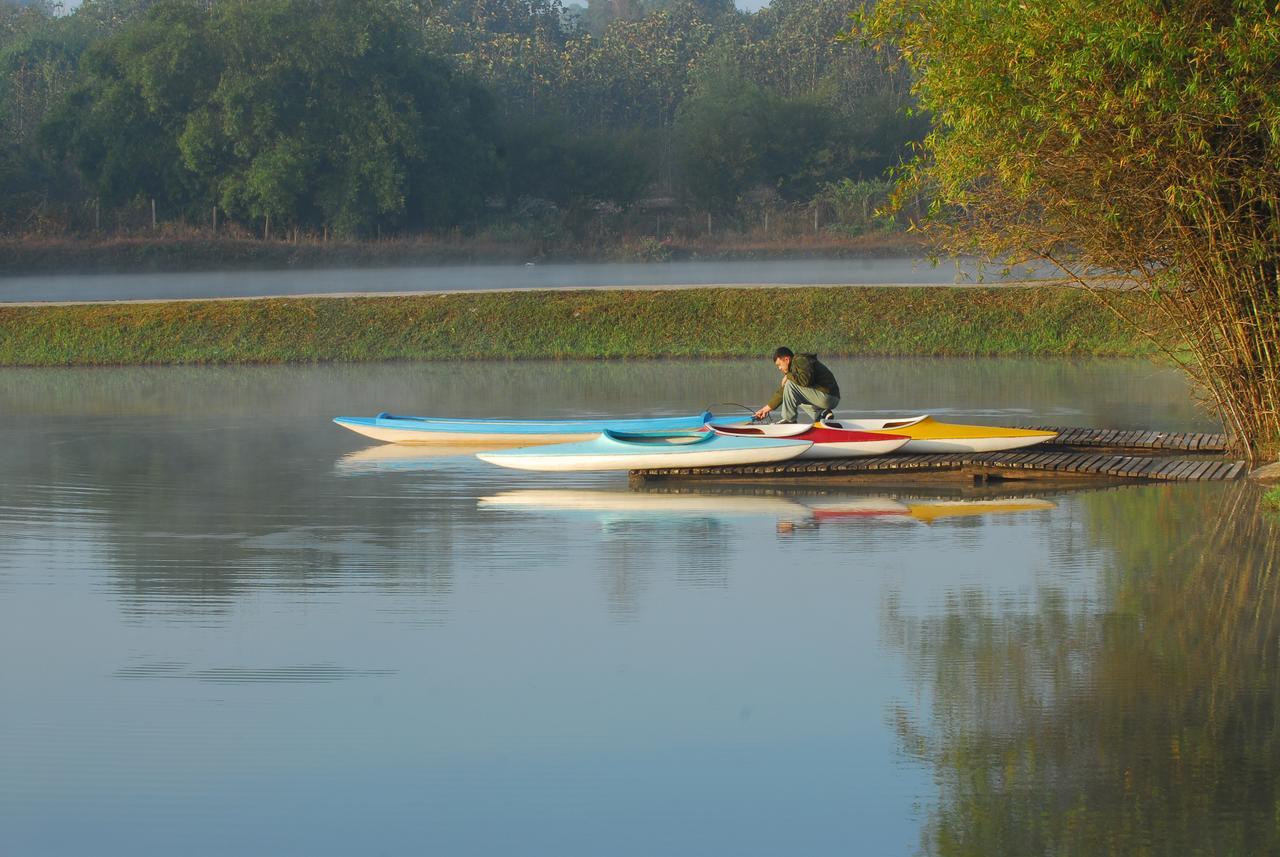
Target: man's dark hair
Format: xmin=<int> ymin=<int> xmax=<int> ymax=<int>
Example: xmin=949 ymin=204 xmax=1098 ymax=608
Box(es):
xmin=772 ymin=346 xmax=793 ymax=360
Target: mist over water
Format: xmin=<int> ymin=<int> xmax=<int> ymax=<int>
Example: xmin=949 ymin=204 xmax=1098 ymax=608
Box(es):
xmin=2 ymin=359 xmax=1273 ymax=857
xmin=0 ymin=257 xmax=1059 ymax=303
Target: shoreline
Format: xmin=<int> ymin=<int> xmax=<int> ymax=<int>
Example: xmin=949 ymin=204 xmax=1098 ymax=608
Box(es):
xmin=0 ymin=285 xmax=1156 ymax=367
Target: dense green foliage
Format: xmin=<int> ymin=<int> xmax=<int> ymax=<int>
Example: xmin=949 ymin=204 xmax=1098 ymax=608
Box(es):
xmin=0 ymin=0 xmax=925 ymax=238
xmin=856 ymin=0 xmax=1280 ymax=458
xmin=39 ymin=0 xmax=499 ymax=235
xmin=0 ymin=287 xmax=1152 ymax=366
xmin=675 ymin=69 xmax=860 ymax=212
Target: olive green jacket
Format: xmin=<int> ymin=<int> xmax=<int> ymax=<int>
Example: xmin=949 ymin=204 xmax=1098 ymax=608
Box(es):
xmin=766 ymin=353 xmax=840 ymax=409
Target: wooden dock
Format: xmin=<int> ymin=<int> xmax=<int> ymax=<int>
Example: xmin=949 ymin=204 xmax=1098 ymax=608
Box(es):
xmin=1021 ymin=426 xmax=1227 ymax=453
xmin=632 ymin=427 xmax=1244 ymax=486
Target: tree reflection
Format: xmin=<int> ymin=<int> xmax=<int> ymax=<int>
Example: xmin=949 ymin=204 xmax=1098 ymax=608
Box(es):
xmin=885 ymin=483 xmax=1280 ymax=856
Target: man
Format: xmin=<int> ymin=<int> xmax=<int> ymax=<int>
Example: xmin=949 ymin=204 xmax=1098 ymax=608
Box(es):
xmin=753 ymin=346 xmax=841 ymax=423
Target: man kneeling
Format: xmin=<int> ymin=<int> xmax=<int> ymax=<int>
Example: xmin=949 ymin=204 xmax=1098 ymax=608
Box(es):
xmin=753 ymin=347 xmax=841 ymax=423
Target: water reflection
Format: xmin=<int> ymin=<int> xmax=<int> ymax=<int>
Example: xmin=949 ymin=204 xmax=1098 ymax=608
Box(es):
xmin=0 ymin=257 xmax=1058 ymax=303
xmin=114 ymin=660 xmax=395 ymax=684
xmin=479 ymin=488 xmax=812 ymax=518
xmin=1 ymin=359 xmax=1251 ymax=857
xmin=335 ymin=442 xmax=517 ymax=474
xmin=481 ymin=487 xmax=1057 ymax=533
xmin=887 ymin=482 xmax=1280 ymax=856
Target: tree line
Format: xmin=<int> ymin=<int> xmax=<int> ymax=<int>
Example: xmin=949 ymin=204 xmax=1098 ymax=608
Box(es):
xmin=0 ymin=0 xmax=924 ymax=239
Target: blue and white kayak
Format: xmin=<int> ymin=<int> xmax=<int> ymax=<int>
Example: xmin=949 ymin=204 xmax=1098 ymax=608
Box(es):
xmin=332 ymin=410 xmax=748 ymax=445
xmin=475 ymin=429 xmax=812 ymax=472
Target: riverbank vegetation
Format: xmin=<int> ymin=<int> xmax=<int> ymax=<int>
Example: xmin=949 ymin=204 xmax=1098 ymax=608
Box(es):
xmin=857 ymin=0 xmax=1280 ymax=460
xmin=0 ymin=0 xmax=924 ymax=257
xmin=0 ymin=286 xmax=1154 ymax=366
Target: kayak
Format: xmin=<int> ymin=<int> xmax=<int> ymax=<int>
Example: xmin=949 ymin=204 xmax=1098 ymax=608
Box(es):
xmin=707 ymin=422 xmax=910 ymax=458
xmin=475 ymin=429 xmax=812 ymax=472
xmin=825 ymin=415 xmax=1058 ymax=453
xmin=333 ymin=410 xmax=749 ymax=444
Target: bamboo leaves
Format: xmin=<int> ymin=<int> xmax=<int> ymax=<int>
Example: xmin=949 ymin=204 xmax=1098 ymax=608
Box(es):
xmin=857 ymin=0 xmax=1280 ymax=458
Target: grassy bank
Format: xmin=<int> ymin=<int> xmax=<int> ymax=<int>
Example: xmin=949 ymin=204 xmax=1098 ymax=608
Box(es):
xmin=0 ymin=232 xmax=925 ymax=276
xmin=0 ymin=286 xmax=1155 ymax=366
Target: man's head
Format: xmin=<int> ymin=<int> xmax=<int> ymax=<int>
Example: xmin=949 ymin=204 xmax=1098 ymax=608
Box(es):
xmin=772 ymin=346 xmax=793 ymax=373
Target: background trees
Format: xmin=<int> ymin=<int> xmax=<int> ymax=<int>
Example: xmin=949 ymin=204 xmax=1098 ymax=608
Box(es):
xmin=7 ymin=0 xmax=926 ymax=240
xmin=40 ymin=0 xmax=500 ymax=236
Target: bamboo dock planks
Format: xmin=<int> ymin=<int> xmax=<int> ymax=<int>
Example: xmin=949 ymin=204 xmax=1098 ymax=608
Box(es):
xmin=1030 ymin=426 xmax=1227 ymax=452
xmin=632 ymin=427 xmax=1242 ymax=485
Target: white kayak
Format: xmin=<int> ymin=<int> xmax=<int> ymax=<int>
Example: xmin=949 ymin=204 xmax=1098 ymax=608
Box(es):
xmin=826 ymin=415 xmax=1058 ymax=453
xmin=707 ymin=422 xmax=910 ymax=458
xmin=475 ymin=429 xmax=811 ymax=472
xmin=333 ymin=410 xmax=749 ymax=445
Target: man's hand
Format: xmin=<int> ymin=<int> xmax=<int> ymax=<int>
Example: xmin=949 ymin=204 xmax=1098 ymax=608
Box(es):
xmin=753 ymin=405 xmax=772 ymax=421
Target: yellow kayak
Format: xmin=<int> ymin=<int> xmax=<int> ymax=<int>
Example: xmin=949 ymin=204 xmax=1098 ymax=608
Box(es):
xmin=824 ymin=415 xmax=1057 ymax=453
xmin=905 ymin=498 xmax=1057 ymax=522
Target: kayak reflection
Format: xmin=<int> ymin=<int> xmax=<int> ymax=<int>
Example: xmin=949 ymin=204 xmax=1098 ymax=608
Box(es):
xmin=809 ymin=497 xmax=1057 ymax=523
xmin=477 ymin=488 xmax=810 ymax=518
xmin=335 ymin=442 xmax=521 ymax=474
xmin=480 ymin=488 xmax=1056 ymax=527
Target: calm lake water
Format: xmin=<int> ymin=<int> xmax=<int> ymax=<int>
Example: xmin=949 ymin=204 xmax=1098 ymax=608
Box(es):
xmin=0 ymin=257 xmax=1057 ymax=303
xmin=2 ymin=358 xmax=1276 ymax=857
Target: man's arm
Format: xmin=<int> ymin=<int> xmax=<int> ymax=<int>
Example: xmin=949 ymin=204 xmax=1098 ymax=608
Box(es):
xmin=754 ymin=384 xmax=786 ymax=419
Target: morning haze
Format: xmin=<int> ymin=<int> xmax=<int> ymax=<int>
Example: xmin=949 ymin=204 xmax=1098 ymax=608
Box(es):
xmin=3 ymin=1 xmax=1277 ymax=856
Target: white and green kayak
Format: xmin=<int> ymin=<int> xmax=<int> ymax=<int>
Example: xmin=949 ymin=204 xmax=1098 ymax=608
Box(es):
xmin=475 ymin=429 xmax=812 ymax=472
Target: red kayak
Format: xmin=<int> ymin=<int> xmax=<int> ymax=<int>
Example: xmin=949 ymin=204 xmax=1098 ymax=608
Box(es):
xmin=708 ymin=422 xmax=910 ymax=459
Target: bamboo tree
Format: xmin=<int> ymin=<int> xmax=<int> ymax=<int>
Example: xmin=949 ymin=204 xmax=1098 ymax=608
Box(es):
xmin=857 ymin=0 xmax=1280 ymax=460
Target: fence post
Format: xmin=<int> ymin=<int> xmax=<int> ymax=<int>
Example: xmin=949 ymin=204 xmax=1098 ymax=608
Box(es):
xmin=151 ymin=198 xmax=157 ymax=229
xmin=707 ymin=212 xmax=712 ymax=236
xmin=212 ymin=205 xmax=217 ymax=233
xmin=94 ymin=198 xmax=100 ymax=233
